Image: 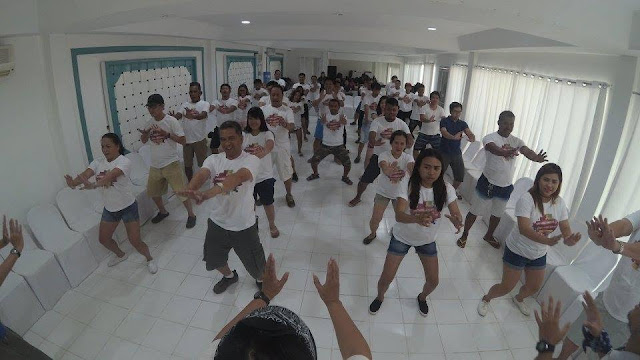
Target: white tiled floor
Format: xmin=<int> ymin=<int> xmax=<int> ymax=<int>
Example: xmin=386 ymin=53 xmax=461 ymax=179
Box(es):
xmin=26 ymin=120 xmax=547 ymax=359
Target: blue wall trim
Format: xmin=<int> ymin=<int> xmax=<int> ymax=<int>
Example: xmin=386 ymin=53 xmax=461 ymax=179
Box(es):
xmin=215 ymin=47 xmax=257 ymax=54
xmin=70 ymin=45 xmax=205 ymax=161
xmin=268 ymin=55 xmax=284 ymax=75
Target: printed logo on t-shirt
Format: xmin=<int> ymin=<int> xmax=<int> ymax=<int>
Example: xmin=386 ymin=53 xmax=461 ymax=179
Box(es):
xmin=266 ymin=113 xmax=283 ymax=127
xmin=244 ymin=143 xmax=262 ymax=155
xmin=380 ymin=128 xmax=394 ymax=139
xmin=95 ymin=170 xmax=108 ymax=182
xmin=149 ymin=127 xmax=166 ymax=144
xmin=532 ymin=214 xmax=558 ymax=235
xmin=213 ymin=170 xmax=240 ymax=193
xmin=411 ymin=201 xmax=440 ymax=224
xmin=327 ymin=119 xmax=341 ymax=131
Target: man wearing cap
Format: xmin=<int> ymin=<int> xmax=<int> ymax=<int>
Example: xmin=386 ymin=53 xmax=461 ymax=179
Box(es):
xmin=139 ymin=94 xmax=197 ymax=228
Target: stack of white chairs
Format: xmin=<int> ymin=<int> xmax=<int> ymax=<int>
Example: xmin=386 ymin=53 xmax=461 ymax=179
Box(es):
xmin=459 ymin=148 xmax=486 ymax=201
xmin=490 ymin=177 xmax=534 ymax=241
xmin=125 ymin=151 xmax=155 ymax=224
xmin=343 ymin=95 xmax=355 ymax=120
xmin=0 ymin=272 xmax=45 ymax=336
xmin=0 ymin=231 xmax=70 ymax=310
xmin=27 ymin=204 xmax=98 ymax=287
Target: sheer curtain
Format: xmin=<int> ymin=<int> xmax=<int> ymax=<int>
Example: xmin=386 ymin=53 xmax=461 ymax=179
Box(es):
xmin=373 ymin=62 xmax=388 ymax=83
xmin=388 ymin=63 xmax=401 ymax=82
xmin=403 ymin=63 xmax=424 ymax=85
xmin=423 ymin=63 xmax=435 ymax=93
xmin=444 ymin=65 xmax=468 ymax=111
xmin=466 ymin=67 xmax=605 ymax=209
xmin=597 ymin=93 xmax=640 ymax=221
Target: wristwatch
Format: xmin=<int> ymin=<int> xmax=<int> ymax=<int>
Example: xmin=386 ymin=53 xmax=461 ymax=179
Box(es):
xmin=612 ymin=240 xmax=624 ymax=254
xmin=536 ymin=340 xmax=555 ymax=353
xmin=253 ymin=291 xmax=271 ymax=305
xmin=10 ymin=248 xmax=21 ymax=258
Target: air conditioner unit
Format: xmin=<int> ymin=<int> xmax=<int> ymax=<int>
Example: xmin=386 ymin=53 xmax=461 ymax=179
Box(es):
xmin=0 ymin=45 xmax=15 ymax=77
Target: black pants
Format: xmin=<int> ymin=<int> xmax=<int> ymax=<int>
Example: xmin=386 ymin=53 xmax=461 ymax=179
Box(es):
xmin=0 ymin=326 xmax=51 ymax=360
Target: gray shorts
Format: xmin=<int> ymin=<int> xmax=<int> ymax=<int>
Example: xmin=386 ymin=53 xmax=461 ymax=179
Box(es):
xmin=441 ymin=152 xmax=465 ymax=182
xmin=203 ymin=219 xmax=266 ymax=280
xmin=566 ymin=293 xmax=630 ymax=349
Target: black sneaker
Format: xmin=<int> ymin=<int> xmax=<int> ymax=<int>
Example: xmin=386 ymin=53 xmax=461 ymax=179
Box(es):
xmin=256 ymin=280 xmax=263 ymax=290
xmin=369 ymin=298 xmax=383 ymax=315
xmin=292 ymin=172 xmax=299 ymax=182
xmin=151 ymin=212 xmax=170 ymax=224
xmin=213 ymin=271 xmax=238 ymax=294
xmin=186 ymin=216 xmax=196 ymax=229
xmin=417 ymin=295 xmax=429 ymax=317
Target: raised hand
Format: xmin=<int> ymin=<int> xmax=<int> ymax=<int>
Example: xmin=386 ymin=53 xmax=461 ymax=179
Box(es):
xmin=563 ymin=232 xmax=582 ymax=246
xmin=313 ymin=258 xmax=340 ymax=305
xmin=137 ymin=128 xmax=150 ymax=135
xmin=594 ymin=215 xmax=617 ymax=251
xmin=546 ymin=234 xmax=563 ymax=246
xmin=445 ymin=213 xmax=463 ymax=233
xmin=262 ymin=254 xmax=290 ymax=300
xmin=209 ymin=104 xmax=216 ymax=113
xmin=534 ymin=296 xmax=570 ymax=345
xmin=8 ymin=218 xmax=24 ymax=252
xmin=534 ymin=149 xmax=548 ymax=163
xmin=64 ymin=174 xmax=76 ymax=189
xmin=586 ymin=216 xmax=603 ymax=245
xmin=416 ymin=213 xmax=433 ymax=227
xmin=581 ymin=291 xmax=603 ymax=337
xmin=78 ymin=174 xmax=96 ymax=190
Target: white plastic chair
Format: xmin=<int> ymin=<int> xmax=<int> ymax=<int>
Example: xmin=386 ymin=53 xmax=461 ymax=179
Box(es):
xmin=0 ymin=272 xmax=45 ymax=336
xmin=138 ymin=144 xmax=151 ymax=168
xmin=486 ymin=177 xmax=534 ymax=231
xmin=0 ymin=231 xmax=70 ymax=310
xmin=27 ymin=204 xmax=98 ymax=287
xmin=125 ymin=152 xmax=150 ymax=186
xmin=460 ymin=138 xmax=469 ymax=154
xmin=125 ymin=152 xmax=155 ymax=224
xmin=462 ymin=141 xmax=482 ymax=164
xmin=56 ymin=188 xmax=110 ymax=261
xmin=460 ymin=149 xmax=486 ymax=201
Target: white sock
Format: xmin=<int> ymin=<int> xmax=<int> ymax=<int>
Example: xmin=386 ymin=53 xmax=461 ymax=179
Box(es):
xmin=224 ymin=272 xmax=235 ymax=279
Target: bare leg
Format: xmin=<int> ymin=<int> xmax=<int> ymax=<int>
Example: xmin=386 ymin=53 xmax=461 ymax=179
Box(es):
xmin=356 ymin=142 xmax=365 ymax=160
xmin=183 ymin=199 xmax=195 ymax=217
xmin=482 ymin=264 xmax=522 ymax=303
xmin=99 ymin=221 xmax=125 ymax=257
xmin=290 ymin=156 xmax=297 ymax=175
xmin=348 ymin=181 xmax=369 ymax=206
xmin=418 ymin=254 xmax=439 ymax=301
xmin=515 ymin=268 xmax=545 ymax=302
xmin=484 ymin=215 xmax=502 ymax=242
xmin=152 ymin=196 xmax=168 ymax=214
xmin=284 ymin=179 xmax=293 ymax=196
xmin=368 ymin=201 xmax=387 ymax=238
xmin=376 ymin=253 xmax=405 ymax=301
xmin=296 ymin=129 xmax=303 ymax=154
xmin=124 ymin=220 xmax=152 ymax=261
xmin=217 ymin=264 xmax=232 ymax=277
xmin=342 ymin=164 xmax=351 ymax=178
xmin=460 ymin=212 xmax=478 ymax=238
xmin=311 ymin=161 xmax=319 ymax=176
xmin=264 ymin=204 xmax=277 ymax=232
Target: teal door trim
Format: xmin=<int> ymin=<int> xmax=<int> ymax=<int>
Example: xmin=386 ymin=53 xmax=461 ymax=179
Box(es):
xmin=268 ymin=55 xmax=284 ymax=75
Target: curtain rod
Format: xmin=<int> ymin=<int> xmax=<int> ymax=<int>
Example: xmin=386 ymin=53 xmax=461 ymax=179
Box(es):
xmin=473 ymin=65 xmax=610 ymax=89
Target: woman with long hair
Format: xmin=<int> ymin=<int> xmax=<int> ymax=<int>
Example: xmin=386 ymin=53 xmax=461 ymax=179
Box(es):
xmin=236 ymin=84 xmax=251 ymax=128
xmin=369 ymin=149 xmax=463 ymax=317
xmin=477 ymin=163 xmax=581 ymax=317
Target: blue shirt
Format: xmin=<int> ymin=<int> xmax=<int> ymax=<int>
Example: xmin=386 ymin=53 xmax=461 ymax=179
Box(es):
xmin=439 ymin=116 xmax=469 ymax=155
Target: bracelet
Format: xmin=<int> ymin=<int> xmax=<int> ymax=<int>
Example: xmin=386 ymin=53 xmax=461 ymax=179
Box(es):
xmin=582 ymin=326 xmax=612 ymax=354
xmin=612 ymin=240 xmax=624 ymax=254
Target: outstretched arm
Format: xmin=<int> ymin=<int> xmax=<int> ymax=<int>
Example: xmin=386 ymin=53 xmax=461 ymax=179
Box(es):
xmin=520 ymin=146 xmax=547 ymax=163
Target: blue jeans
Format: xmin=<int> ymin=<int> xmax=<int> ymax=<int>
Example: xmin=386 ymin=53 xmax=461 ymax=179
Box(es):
xmin=503 ymin=245 xmax=546 ymax=270
xmin=101 ymin=201 xmax=139 ymax=223
xmin=387 ymin=235 xmax=437 ymax=257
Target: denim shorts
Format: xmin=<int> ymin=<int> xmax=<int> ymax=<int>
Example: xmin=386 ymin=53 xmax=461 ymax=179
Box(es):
xmin=503 ymin=245 xmax=546 ymax=270
xmin=388 ymin=235 xmax=437 ymax=257
xmin=254 ymin=178 xmax=276 ymax=206
xmin=314 ymin=119 xmax=324 ymax=140
xmin=101 ymin=201 xmax=139 ymax=223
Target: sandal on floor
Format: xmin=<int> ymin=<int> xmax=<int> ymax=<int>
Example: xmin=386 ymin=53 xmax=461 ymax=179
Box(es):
xmin=363 ymin=234 xmax=376 ymax=245
xmin=483 ymin=236 xmax=501 ymax=249
xmin=270 ymin=227 xmax=280 ymax=238
xmin=307 ymin=174 xmax=320 ymax=181
xmin=286 ymin=194 xmax=296 ymax=208
xmin=341 ymin=176 xmax=353 ymax=185
xmin=348 ymin=198 xmax=361 ymax=207
xmin=299 ymin=152 xmax=304 ymax=157
xmin=456 ymin=235 xmax=467 ymax=248
xmin=354 ymin=156 xmax=361 ymax=164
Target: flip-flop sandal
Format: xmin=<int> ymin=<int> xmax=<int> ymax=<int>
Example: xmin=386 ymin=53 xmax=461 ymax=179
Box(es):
xmin=484 ymin=236 xmax=501 ymax=249
xmin=270 ymin=228 xmax=280 ymax=238
xmin=307 ymin=174 xmax=320 ymax=181
xmin=299 ymin=152 xmax=304 ymax=157
xmin=456 ymin=236 xmax=467 ymax=248
xmin=363 ymin=234 xmax=376 ymax=245
xmin=341 ymin=177 xmax=353 ymax=185
xmin=348 ymin=198 xmax=361 ymax=207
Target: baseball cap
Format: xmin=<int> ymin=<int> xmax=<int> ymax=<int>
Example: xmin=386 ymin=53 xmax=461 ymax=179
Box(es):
xmin=146 ymin=94 xmax=165 ymax=107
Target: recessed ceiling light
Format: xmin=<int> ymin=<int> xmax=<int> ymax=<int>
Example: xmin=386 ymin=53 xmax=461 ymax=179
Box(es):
xmin=427 ymin=27 xmax=437 ymax=31
xmin=241 ymin=20 xmax=251 ymax=24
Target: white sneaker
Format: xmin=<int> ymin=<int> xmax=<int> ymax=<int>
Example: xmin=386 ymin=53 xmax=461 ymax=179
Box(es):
xmin=107 ymin=253 xmax=128 ymax=267
xmin=147 ymin=260 xmax=158 ymax=274
xmin=477 ymin=300 xmax=489 ymax=317
xmin=512 ymin=296 xmax=530 ymax=316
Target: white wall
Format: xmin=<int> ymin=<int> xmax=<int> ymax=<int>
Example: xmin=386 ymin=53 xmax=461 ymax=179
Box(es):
xmin=0 ymin=35 xmax=67 ymax=221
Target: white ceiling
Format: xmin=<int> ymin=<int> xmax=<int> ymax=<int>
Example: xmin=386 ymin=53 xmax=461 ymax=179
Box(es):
xmin=10 ymin=0 xmax=640 ymax=56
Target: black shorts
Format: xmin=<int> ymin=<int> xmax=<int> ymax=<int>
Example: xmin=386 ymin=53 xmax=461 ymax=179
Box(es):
xmin=302 ymin=103 xmax=309 ymax=120
xmin=398 ymin=110 xmax=412 ymax=123
xmin=208 ymin=127 xmax=220 ymax=149
xmin=254 ymin=178 xmax=276 ymax=205
xmin=360 ymin=154 xmax=380 ymax=184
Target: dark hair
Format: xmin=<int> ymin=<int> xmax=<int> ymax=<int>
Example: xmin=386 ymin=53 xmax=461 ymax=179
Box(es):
xmin=311 ymin=75 xmax=317 ymax=79
xmin=220 ymin=83 xmax=231 ymax=91
xmin=298 ymin=72 xmax=306 ymax=77
xmin=102 ymin=133 xmax=126 ymax=155
xmin=289 ymin=87 xmax=303 ymax=102
xmin=270 ymin=84 xmax=284 ymax=94
xmin=415 ymin=83 xmax=425 ymax=91
xmin=214 ymin=322 xmax=313 ymax=360
xmin=219 ymin=120 xmax=243 ymax=135
xmin=254 ymin=78 xmax=263 ymax=85
xmin=408 ymin=149 xmax=447 ymax=211
xmin=371 ymin=83 xmax=382 ymax=91
xmin=449 ymin=102 xmax=463 ymax=113
xmin=498 ymin=110 xmax=515 ymax=123
xmin=389 ymin=130 xmax=408 ymax=144
xmin=429 ymin=91 xmax=441 ymax=99
xmin=189 ymin=82 xmax=201 ymax=91
xmin=328 ymin=98 xmax=340 ymax=106
xmin=274 ymin=69 xmax=281 ymax=74
xmin=238 ymin=83 xmax=249 ymax=97
xmin=385 ymin=97 xmax=399 ymax=108
xmin=376 ymin=95 xmax=388 ymax=114
xmin=529 ymin=163 xmax=563 ymax=215
xmin=245 ymin=107 xmax=269 ymax=133
xmin=266 ymin=80 xmax=278 ymax=87
xmin=391 ymin=75 xmax=398 ymax=80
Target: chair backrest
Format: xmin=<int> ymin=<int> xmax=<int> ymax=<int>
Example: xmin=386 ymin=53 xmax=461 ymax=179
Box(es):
xmin=506 ymin=177 xmax=534 ymax=208
xmin=460 ymin=138 xmax=469 ymax=153
xmin=27 ymin=204 xmax=79 ymax=252
xmin=344 ymin=95 xmax=354 ymax=108
xmin=471 ymin=149 xmax=486 ymax=169
xmin=125 ymin=152 xmax=150 ymax=186
xmin=569 ymin=240 xmax=620 ymax=284
xmin=462 ymin=141 xmax=482 ymax=163
xmin=56 ymin=188 xmax=95 ymax=231
xmin=138 ymin=144 xmax=151 ymax=167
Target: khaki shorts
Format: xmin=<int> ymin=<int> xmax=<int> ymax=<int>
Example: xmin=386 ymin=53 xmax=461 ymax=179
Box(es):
xmin=374 ymin=193 xmax=398 ymax=207
xmin=147 ymin=161 xmax=187 ymax=201
xmin=183 ymin=138 xmax=208 ymax=168
xmin=272 ymin=147 xmax=294 ymax=181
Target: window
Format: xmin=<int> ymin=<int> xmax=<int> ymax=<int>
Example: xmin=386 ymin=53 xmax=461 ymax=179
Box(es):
xmin=444 ymin=65 xmax=468 ymax=111
xmin=388 ymin=63 xmax=401 ymax=82
xmin=403 ymin=63 xmax=424 ymax=85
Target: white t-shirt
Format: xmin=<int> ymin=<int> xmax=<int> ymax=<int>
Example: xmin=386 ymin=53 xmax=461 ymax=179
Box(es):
xmin=242 ymin=131 xmax=275 ymax=183
xmin=274 ymin=78 xmax=286 ymax=87
xmin=359 ymin=86 xmax=372 ymax=98
xmin=179 ymin=100 xmax=210 ymax=144
xmin=251 ymin=88 xmax=268 ymax=107
xmin=289 ymin=100 xmax=305 ymax=128
xmin=410 ymin=94 xmax=429 ymax=120
xmin=399 ymin=91 xmax=414 ymax=112
xmin=376 ymin=150 xmax=414 ymax=199
xmin=319 ymin=92 xmax=345 ymax=117
xmin=214 ymin=98 xmax=238 ymax=126
xmin=603 ymin=209 xmax=640 ymax=323
xmin=393 ymin=182 xmax=457 ymax=246
xmin=202 ymin=151 xmax=260 ymax=231
xmin=370 ymin=117 xmax=411 ymax=156
xmin=363 ymin=94 xmax=382 ymax=121
xmin=419 ymin=105 xmax=447 ymax=136
xmin=322 ymin=112 xmax=344 ymax=147
xmin=603 ymin=350 xmax=640 ymax=360
xmin=387 ymin=86 xmax=402 ymax=98
xmin=506 ymin=193 xmax=569 ymax=260
xmin=258 ymin=95 xmax=271 ymax=107
xmin=144 ymin=115 xmax=184 ymax=168
xmin=292 ymin=82 xmax=310 ymax=94
xmin=261 ymin=104 xmax=295 ymax=151
xmin=200 ymin=339 xmax=370 ymax=360
xmin=482 ymin=132 xmax=526 ymax=187
xmin=235 ymin=96 xmax=251 ymax=124
xmin=89 ymin=155 xmax=136 ymax=212
xmin=308 ymin=83 xmax=321 ymax=101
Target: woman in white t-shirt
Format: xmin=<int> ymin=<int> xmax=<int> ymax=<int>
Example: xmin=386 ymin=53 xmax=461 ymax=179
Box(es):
xmin=235 ymin=84 xmax=251 ymax=128
xmin=369 ymin=149 xmax=463 ymax=317
xmin=243 ymin=107 xmax=279 ymax=238
xmin=363 ymin=131 xmax=414 ymax=245
xmin=288 ymin=88 xmax=305 ymax=157
xmin=477 ymin=163 xmax=581 ymax=318
xmin=64 ymin=133 xmax=157 ymax=273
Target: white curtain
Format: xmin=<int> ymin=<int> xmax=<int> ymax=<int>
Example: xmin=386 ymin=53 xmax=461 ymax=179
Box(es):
xmin=444 ymin=65 xmax=468 ymax=112
xmin=466 ymin=67 xmax=604 ymax=209
xmin=422 ymin=63 xmax=435 ymax=93
xmin=597 ymin=93 xmax=640 ymax=221
xmin=388 ymin=63 xmax=401 ymax=82
xmin=403 ymin=63 xmax=424 ymax=85
xmin=373 ymin=62 xmax=388 ymax=84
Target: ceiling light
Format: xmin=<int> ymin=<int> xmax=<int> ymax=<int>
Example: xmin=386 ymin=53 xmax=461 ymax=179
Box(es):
xmin=427 ymin=27 xmax=437 ymax=31
xmin=241 ymin=20 xmax=251 ymax=24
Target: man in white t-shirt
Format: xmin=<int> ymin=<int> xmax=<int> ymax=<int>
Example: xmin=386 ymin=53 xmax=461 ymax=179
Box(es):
xmin=355 ymin=82 xmax=382 ymax=163
xmin=348 ymin=97 xmax=413 ymax=207
xmin=456 ymin=110 xmax=548 ymax=249
xmin=292 ymin=72 xmax=311 ymax=138
xmin=261 ymin=84 xmax=297 ymax=207
xmin=386 ymin=75 xmax=398 ymax=92
xmin=273 ymin=69 xmax=286 ymax=88
xmin=397 ymin=82 xmax=414 ymax=124
xmin=413 ymin=90 xmax=447 ymax=158
xmin=138 ymin=94 xmax=197 ymax=228
xmin=387 ymin=79 xmax=402 ymax=99
xmin=208 ymin=84 xmax=238 ymax=155
xmin=170 ymin=82 xmax=209 ymax=181
xmin=252 ymin=79 xmax=268 ymax=107
xmin=179 ymin=121 xmax=266 ymax=295
xmin=554 ymin=211 xmax=640 ymax=359
xmin=409 ymin=83 xmax=429 ymax=134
